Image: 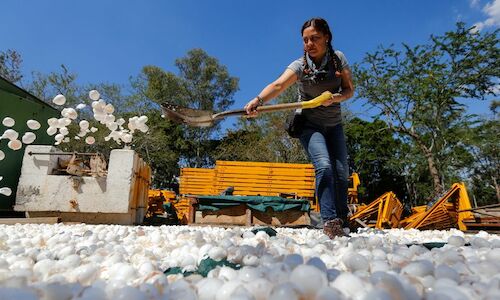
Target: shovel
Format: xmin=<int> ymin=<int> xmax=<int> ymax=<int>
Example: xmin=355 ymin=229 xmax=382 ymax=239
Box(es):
xmin=161 ymin=91 xmax=334 ymax=127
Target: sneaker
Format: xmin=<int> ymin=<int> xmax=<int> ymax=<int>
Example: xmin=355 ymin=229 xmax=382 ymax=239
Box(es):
xmin=323 ymin=218 xmax=347 ymax=239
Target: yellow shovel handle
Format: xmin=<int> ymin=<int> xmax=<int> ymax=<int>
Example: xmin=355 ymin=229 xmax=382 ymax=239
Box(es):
xmin=301 ymin=91 xmax=334 ymax=109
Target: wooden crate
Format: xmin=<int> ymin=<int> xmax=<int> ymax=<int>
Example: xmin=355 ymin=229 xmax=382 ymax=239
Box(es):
xmin=186 ymin=197 xmax=310 ymax=226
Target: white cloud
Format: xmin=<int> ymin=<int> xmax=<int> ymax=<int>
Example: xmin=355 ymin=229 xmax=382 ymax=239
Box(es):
xmin=470 ymin=0 xmax=480 ymax=8
xmin=473 ymin=0 xmax=500 ymax=31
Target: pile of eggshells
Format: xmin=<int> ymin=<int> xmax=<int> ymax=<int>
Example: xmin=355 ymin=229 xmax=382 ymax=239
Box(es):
xmin=0 ymin=90 xmax=149 ymax=149
xmin=0 ymin=224 xmax=498 ymax=300
xmin=48 ymin=90 xmax=149 ymax=146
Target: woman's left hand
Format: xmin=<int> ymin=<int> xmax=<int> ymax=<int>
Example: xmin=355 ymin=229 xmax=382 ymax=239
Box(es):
xmin=321 ymin=93 xmax=343 ymax=106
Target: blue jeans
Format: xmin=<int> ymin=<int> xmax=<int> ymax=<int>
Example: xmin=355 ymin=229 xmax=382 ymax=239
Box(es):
xmin=299 ymin=123 xmax=349 ymax=223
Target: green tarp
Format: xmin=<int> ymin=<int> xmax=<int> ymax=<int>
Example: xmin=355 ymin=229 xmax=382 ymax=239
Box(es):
xmin=164 ymin=258 xmax=241 ymax=277
xmin=193 ymin=195 xmax=310 ymax=212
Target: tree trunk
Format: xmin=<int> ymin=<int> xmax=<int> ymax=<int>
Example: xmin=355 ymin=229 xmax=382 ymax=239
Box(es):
xmin=420 ymin=144 xmax=444 ymax=197
xmin=401 ymin=126 xmax=444 ymax=198
xmin=492 ymin=176 xmax=500 ymax=204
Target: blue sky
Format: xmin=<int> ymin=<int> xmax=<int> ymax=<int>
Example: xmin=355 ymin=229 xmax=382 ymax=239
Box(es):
xmin=1 ymin=0 xmax=498 ymax=126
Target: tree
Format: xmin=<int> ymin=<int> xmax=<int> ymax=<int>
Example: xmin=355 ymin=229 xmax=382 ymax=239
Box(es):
xmin=354 ymin=22 xmax=499 ymax=197
xmin=28 ymin=64 xmax=81 ymax=107
xmin=142 ymin=48 xmax=239 ymax=167
xmin=344 ymin=117 xmax=408 ymax=203
xmin=223 ymin=85 xmax=308 ymax=163
xmin=467 ymin=110 xmax=500 ymax=205
xmin=0 ymin=49 xmax=23 ymax=83
xmin=129 ymin=111 xmax=188 ymax=188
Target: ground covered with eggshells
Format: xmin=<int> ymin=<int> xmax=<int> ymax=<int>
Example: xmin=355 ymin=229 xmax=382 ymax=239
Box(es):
xmin=0 ymin=224 xmax=499 ymax=300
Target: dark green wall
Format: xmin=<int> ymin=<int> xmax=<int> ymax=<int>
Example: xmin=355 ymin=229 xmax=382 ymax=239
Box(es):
xmin=0 ymin=83 xmax=59 ymax=210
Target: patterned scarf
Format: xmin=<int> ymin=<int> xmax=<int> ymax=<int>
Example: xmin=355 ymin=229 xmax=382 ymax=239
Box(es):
xmin=304 ymin=49 xmax=331 ymax=83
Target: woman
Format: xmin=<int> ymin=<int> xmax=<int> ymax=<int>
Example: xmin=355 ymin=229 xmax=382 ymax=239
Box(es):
xmin=244 ymin=17 xmax=354 ymax=239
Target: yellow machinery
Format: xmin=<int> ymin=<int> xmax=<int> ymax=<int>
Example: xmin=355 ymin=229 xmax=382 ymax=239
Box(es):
xmin=151 ymin=164 xmax=480 ymax=231
xmin=401 ymin=182 xmax=474 ymax=231
xmin=349 ymin=191 xmax=403 ymax=229
xmin=348 ymin=172 xmax=361 ymax=204
xmin=146 ymin=189 xmax=176 ymax=218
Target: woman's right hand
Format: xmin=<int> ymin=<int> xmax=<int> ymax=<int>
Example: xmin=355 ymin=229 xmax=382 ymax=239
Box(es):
xmin=244 ymin=98 xmax=260 ymax=117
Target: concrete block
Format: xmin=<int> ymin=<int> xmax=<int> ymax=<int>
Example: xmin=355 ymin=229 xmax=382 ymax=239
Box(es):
xmin=14 ymin=145 xmax=151 ymax=225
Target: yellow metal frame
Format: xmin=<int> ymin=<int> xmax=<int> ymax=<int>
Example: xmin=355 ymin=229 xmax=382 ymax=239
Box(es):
xmin=349 ymin=191 xmax=403 ymax=229
xmin=402 ymin=182 xmax=474 ymax=231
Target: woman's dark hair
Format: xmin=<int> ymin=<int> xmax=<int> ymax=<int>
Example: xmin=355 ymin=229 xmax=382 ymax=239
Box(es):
xmin=301 ymin=17 xmax=343 ymax=77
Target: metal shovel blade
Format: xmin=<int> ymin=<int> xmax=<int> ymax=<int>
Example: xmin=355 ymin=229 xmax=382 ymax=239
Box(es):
xmin=161 ymin=103 xmax=215 ymax=127
xmin=161 ymin=91 xmax=334 ymax=127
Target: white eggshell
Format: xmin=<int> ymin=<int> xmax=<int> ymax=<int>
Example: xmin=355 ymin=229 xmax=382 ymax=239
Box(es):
xmin=53 ymin=94 xmax=66 ymax=105
xmin=122 ymin=134 xmax=133 ymax=144
xmin=107 ymin=123 xmax=118 ymax=131
xmin=448 ymin=236 xmax=466 ymax=247
xmin=331 ymin=273 xmax=365 ymax=299
xmin=342 ymin=252 xmax=369 ymax=272
xmin=55 ymin=134 xmax=64 ymax=142
xmin=244 ymin=278 xmax=273 ymax=300
xmin=62 ymin=118 xmax=72 ymax=126
xmin=8 ymin=139 xmax=22 ymax=150
xmin=283 ymin=254 xmax=303 ymax=270
xmin=89 ymin=90 xmax=100 ymax=101
xmin=2 ymin=117 xmax=15 ymax=127
xmin=76 ymin=103 xmax=87 ymax=110
xmin=268 ymin=282 xmax=302 ymax=300
xmin=104 ymin=115 xmax=115 ymax=123
xmin=85 ymin=136 xmax=95 ymax=145
xmin=208 ymin=246 xmax=226 ymax=261
xmin=2 ymin=129 xmax=19 ymax=140
xmin=27 ymin=119 xmax=41 ymax=130
xmin=104 ymin=104 xmax=115 ymax=114
xmin=47 ymin=118 xmax=58 ymax=127
xmin=46 ymin=127 xmax=57 ymax=136
xmin=79 ymin=120 xmax=90 ymax=129
xmin=22 ymin=132 xmax=36 ymax=144
xmin=401 ymin=260 xmax=434 ymax=277
xmin=59 ymin=127 xmax=69 ymax=136
xmin=196 ymin=278 xmax=224 ymax=300
xmin=289 ymin=264 xmax=327 ymax=297
xmin=0 ymin=187 xmax=12 ymax=196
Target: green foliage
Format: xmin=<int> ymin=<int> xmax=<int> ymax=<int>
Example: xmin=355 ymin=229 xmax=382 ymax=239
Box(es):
xmin=28 ymin=65 xmax=81 ymax=107
xmin=467 ymin=116 xmax=500 ymax=205
xmin=218 ymin=85 xmax=308 ymax=163
xmin=0 ymin=49 xmax=22 ymax=83
xmin=344 ymin=117 xmax=408 ymax=203
xmin=129 ymin=111 xmax=188 ymax=188
xmin=353 ymin=22 xmax=499 ymax=197
xmin=142 ymin=48 xmax=239 ymax=167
